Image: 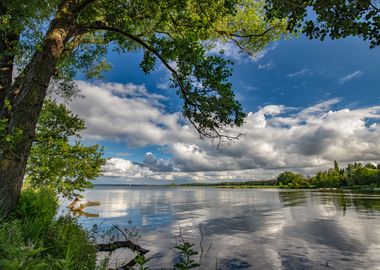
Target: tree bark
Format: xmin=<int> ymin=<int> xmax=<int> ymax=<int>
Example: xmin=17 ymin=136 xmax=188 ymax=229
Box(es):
xmin=0 ymin=3 xmax=18 ymax=103
xmin=0 ymin=37 xmax=16 ymax=102
xmin=0 ymin=0 xmax=77 ymax=213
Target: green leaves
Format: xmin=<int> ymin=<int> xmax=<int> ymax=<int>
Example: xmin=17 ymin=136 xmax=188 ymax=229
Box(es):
xmin=265 ymin=0 xmax=380 ymax=48
xmin=26 ymin=100 xmax=105 ymax=198
xmin=174 ymin=242 xmax=200 ymax=270
xmin=7 ymin=0 xmax=289 ymax=141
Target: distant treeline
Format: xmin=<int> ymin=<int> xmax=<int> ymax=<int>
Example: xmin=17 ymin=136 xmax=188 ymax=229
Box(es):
xmin=179 ymin=179 xmax=278 ymax=187
xmin=277 ymin=161 xmax=380 ymax=189
xmin=180 ymin=161 xmax=380 ymax=189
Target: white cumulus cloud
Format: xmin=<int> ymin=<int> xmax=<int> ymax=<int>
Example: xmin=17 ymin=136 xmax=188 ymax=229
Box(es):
xmin=67 ymin=81 xmax=380 ymax=182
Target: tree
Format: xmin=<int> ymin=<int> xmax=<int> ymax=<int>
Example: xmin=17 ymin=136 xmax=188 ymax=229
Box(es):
xmin=347 ymin=166 xmax=379 ymax=186
xmin=334 ymin=160 xmax=340 ymax=173
xmin=0 ymin=0 xmax=287 ymax=212
xmin=26 ymin=100 xmax=105 ymax=198
xmin=311 ymin=169 xmax=345 ymax=188
xmin=277 ymin=171 xmax=307 ymax=187
xmin=265 ymin=0 xmax=380 ymax=48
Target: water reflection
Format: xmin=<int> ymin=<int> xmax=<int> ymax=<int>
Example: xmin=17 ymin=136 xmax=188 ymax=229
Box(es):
xmin=78 ymin=187 xmax=380 ymax=269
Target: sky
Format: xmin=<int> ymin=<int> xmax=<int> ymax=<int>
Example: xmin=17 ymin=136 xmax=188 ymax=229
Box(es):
xmin=66 ymin=34 xmax=380 ymax=184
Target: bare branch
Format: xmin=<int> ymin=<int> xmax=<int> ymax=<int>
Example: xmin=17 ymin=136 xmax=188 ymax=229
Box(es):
xmin=112 ymin=224 xmax=129 ymax=240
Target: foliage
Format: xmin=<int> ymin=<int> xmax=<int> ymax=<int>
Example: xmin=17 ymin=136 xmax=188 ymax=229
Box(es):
xmin=277 ymin=171 xmax=310 ymax=188
xmin=311 ymin=169 xmax=346 ymax=188
xmin=12 ymin=188 xmax=58 ymax=242
xmin=26 ymin=100 xmax=105 ymax=199
xmin=2 ymin=0 xmax=289 ymax=140
xmin=133 ymin=255 xmax=151 ymax=270
xmin=346 ymin=166 xmax=380 ymax=186
xmin=265 ymin=0 xmax=380 ymax=48
xmin=45 ymin=216 xmax=97 ymax=270
xmin=0 ymin=220 xmax=48 ymax=270
xmin=0 ymin=187 xmax=98 ymax=270
xmin=275 ymin=161 xmax=380 ymax=189
xmin=130 ymin=240 xmax=200 ymax=270
xmin=1 ymin=0 xmax=290 ymax=213
xmin=174 ymin=242 xmax=200 ymax=270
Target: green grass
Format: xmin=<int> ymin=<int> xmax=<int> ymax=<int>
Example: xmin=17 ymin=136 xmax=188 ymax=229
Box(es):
xmin=0 ymin=188 xmax=101 ymax=270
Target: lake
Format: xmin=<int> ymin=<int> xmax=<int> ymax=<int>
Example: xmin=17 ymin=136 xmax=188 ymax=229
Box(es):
xmin=71 ymin=185 xmax=380 ymax=269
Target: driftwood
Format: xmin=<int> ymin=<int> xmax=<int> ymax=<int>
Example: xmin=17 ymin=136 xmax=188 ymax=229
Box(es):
xmin=68 ymin=199 xmax=149 ymax=269
xmin=68 ymin=197 xmax=101 ymax=212
xmin=67 ymin=197 xmax=101 ymax=217
xmin=96 ymin=225 xmax=150 ymax=269
xmin=97 ymin=240 xmax=149 ymax=253
xmin=96 ymin=240 xmax=149 ymax=270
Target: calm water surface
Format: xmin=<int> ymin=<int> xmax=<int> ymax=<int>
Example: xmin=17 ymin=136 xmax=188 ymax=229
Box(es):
xmin=73 ymin=186 xmax=380 ymax=269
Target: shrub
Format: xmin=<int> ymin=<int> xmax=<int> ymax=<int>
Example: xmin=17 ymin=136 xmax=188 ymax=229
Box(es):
xmin=0 ymin=188 xmax=97 ymax=270
xmin=0 ymin=220 xmax=48 ymax=270
xmin=45 ymin=216 xmax=97 ymax=270
xmin=12 ymin=188 xmax=58 ymax=242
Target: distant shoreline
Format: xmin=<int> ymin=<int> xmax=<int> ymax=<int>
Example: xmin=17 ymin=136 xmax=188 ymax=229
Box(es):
xmin=92 ymin=184 xmax=380 ymax=192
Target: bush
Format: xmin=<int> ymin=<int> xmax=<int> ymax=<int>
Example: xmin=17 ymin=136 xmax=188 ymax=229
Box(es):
xmin=12 ymin=188 xmax=58 ymax=242
xmin=277 ymin=171 xmax=309 ymax=188
xmin=0 ymin=219 xmax=48 ymax=270
xmin=347 ymin=167 xmax=380 ymax=186
xmin=45 ymin=216 xmax=97 ymax=270
xmin=0 ymin=188 xmax=97 ymax=270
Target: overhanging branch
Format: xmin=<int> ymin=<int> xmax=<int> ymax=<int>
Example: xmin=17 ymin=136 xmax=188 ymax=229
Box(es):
xmin=76 ymin=23 xmax=239 ymax=141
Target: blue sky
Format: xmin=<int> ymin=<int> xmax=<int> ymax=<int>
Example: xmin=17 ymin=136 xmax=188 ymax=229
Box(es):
xmin=69 ymin=35 xmax=380 ymax=183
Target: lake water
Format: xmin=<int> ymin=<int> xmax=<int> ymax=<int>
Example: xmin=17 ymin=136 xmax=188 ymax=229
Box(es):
xmin=73 ymin=186 xmax=380 ymax=269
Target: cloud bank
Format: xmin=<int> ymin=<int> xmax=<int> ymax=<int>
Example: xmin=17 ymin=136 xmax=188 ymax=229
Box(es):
xmin=67 ymin=81 xmax=380 ymax=183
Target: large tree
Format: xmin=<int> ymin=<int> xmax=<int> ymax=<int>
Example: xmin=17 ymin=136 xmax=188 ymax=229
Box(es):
xmin=0 ymin=0 xmax=287 ymax=212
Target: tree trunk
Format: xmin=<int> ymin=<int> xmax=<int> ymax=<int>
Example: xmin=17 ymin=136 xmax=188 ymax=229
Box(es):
xmin=0 ymin=36 xmax=16 ymax=101
xmin=0 ymin=2 xmax=18 ymax=103
xmin=0 ymin=0 xmax=77 ymax=213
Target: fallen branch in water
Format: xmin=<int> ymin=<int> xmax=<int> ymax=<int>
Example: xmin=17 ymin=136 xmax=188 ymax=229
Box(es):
xmin=96 ymin=225 xmax=149 ymax=270
xmin=68 ymin=200 xmax=150 ymax=269
xmin=96 ymin=240 xmax=149 ymax=254
xmin=68 ymin=197 xmax=100 ymax=212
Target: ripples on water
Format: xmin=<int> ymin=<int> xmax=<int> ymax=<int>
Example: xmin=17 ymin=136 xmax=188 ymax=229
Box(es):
xmin=73 ymin=185 xmax=380 ymax=270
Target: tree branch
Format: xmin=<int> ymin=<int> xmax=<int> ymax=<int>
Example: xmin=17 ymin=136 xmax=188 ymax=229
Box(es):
xmin=76 ymin=24 xmax=242 ymax=143
xmin=76 ymin=25 xmax=205 ymax=133
xmin=73 ymin=0 xmax=97 ymax=13
xmin=216 ymin=25 xmax=281 ymax=39
xmin=370 ymin=2 xmax=380 ymax=13
xmin=96 ymin=240 xmax=148 ymax=254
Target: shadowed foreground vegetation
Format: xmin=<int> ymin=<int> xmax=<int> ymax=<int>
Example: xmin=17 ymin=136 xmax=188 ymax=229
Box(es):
xmin=0 ymin=188 xmax=100 ymax=270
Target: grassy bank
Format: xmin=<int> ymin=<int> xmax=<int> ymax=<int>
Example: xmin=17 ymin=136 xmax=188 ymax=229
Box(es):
xmin=0 ymin=188 xmax=102 ymax=270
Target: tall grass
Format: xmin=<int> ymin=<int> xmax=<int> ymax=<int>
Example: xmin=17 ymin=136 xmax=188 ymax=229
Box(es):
xmin=0 ymin=188 xmax=99 ymax=270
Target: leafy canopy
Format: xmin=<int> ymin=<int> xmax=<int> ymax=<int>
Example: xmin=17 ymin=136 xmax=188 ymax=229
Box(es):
xmin=2 ymin=0 xmax=288 ymax=140
xmin=26 ymin=100 xmax=105 ymax=198
xmin=265 ymin=0 xmax=380 ymax=48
